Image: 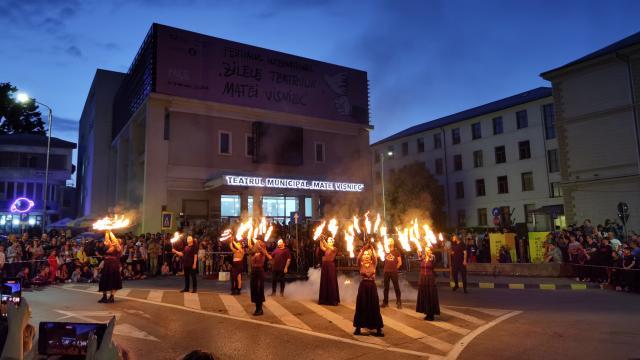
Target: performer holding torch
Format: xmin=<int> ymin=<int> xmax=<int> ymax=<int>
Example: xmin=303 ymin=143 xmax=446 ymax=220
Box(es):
xmin=353 ymin=244 xmax=384 ymax=337
xmin=416 ymin=246 xmax=440 ymax=321
xmin=98 ymin=230 xmax=123 ymax=303
xmin=250 ymin=237 xmax=272 ymax=316
xmin=318 ymin=236 xmax=340 ymax=306
xmin=229 ymin=237 xmax=245 ymax=295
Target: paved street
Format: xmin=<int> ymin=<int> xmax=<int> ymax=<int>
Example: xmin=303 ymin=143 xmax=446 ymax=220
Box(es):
xmin=23 ymin=276 xmax=640 ymax=360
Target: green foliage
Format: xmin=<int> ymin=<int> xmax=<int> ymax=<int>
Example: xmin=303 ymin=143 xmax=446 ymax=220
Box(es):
xmin=0 ymin=82 xmax=46 ymax=135
xmin=385 ymin=161 xmax=446 ymax=227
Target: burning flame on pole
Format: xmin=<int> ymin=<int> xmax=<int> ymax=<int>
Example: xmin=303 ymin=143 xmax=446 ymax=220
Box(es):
xmin=328 ymin=218 xmax=339 ymax=239
xmin=313 ymin=221 xmax=326 ymax=241
xmin=376 ymin=242 xmax=385 ymax=260
xmin=92 ymin=215 xmax=131 ymax=231
xmin=219 ymin=229 xmax=232 ymax=242
xmin=364 ymin=211 xmax=372 ymax=235
xmin=373 ymin=213 xmax=381 ymax=234
xmin=170 ymin=231 xmax=181 ymax=244
xmin=352 ymin=216 xmax=361 ymax=235
xmin=344 ymin=225 xmax=355 ymax=258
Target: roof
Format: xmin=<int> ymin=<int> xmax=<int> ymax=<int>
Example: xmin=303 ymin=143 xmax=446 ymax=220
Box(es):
xmin=541 ymin=30 xmax=640 ymax=79
xmin=0 ymin=134 xmax=77 ymax=149
xmin=371 ymin=87 xmax=552 ymax=146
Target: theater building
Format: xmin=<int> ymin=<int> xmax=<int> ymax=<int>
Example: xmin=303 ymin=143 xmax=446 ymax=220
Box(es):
xmin=77 ymin=24 xmax=371 ymax=232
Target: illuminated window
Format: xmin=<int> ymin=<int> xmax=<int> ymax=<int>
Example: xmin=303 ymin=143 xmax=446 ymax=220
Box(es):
xmin=219 ymin=131 xmax=232 ymax=155
xmin=221 ymin=195 xmax=240 ymax=217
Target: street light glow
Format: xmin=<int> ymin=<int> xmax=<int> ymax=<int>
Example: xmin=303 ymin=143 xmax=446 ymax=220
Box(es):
xmin=387 ymin=151 xmax=393 ymax=156
xmin=16 ymin=92 xmax=30 ymax=103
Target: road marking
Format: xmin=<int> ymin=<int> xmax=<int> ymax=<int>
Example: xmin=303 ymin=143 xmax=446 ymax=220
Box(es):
xmin=440 ymin=307 xmax=484 ymax=325
xmin=508 ymin=283 xmax=524 ymax=289
xmin=147 ymin=290 xmax=164 ymax=302
xmin=539 ymin=283 xmax=556 ymax=290
xmin=395 ymin=308 xmax=471 ymax=335
xmin=570 ymin=284 xmax=587 ymax=290
xmin=184 ymin=292 xmax=201 ymax=310
xmin=300 ymin=301 xmax=388 ymax=347
xmin=444 ymin=306 xmax=509 ymax=317
xmin=117 ymin=289 xmax=131 ymax=297
xmin=53 ymin=310 xmax=159 ymax=341
xmin=219 ymin=294 xmax=250 ymax=318
xmin=444 ymin=311 xmax=522 ymax=360
xmin=264 ymin=299 xmax=312 ymax=331
xmin=343 ymin=303 xmax=451 ymax=353
xmin=58 ymin=286 xmax=437 ymax=358
xmin=87 ymin=285 xmax=99 ymax=292
xmin=478 ymin=282 xmax=494 ymax=289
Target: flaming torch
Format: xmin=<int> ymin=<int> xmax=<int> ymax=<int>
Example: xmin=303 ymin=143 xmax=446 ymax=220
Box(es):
xmin=170 ymin=231 xmax=181 ymax=244
xmin=313 ymin=221 xmax=326 ymax=241
xmin=344 ymin=225 xmax=355 ymax=258
xmin=92 ymin=215 xmax=131 ymax=231
xmin=328 ymin=218 xmax=339 ymax=239
xmin=364 ymin=211 xmax=372 ymax=235
xmin=219 ymin=229 xmax=232 ymax=242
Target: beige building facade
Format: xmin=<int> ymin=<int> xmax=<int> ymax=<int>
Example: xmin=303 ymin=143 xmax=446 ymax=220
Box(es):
xmin=541 ymin=31 xmax=640 ymax=232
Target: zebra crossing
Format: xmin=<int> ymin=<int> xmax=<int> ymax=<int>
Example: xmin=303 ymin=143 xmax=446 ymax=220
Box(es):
xmin=58 ymin=284 xmax=521 ymax=359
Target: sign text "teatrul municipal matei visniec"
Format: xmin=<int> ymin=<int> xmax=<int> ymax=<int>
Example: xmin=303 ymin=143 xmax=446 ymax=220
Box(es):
xmin=224 ymin=175 xmax=365 ymax=192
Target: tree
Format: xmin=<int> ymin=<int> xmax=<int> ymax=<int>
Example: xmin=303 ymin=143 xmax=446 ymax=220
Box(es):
xmin=0 ymin=82 xmax=46 ymax=135
xmin=385 ymin=161 xmax=446 ymax=228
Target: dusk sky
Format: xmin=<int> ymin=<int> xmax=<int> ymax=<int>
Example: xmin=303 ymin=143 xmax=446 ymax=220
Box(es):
xmin=2 ymin=0 xmax=638 ymax=147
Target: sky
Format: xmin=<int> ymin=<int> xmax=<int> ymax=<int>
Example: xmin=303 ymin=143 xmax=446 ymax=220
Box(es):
xmin=1 ymin=0 xmax=639 ymax=149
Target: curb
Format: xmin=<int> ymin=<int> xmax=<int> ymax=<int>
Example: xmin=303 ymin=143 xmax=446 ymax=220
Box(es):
xmin=425 ymin=280 xmax=604 ymax=291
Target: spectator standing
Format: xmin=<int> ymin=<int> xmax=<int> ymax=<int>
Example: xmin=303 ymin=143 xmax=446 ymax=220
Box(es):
xmin=148 ymin=239 xmax=160 ymax=276
xmin=545 ymin=243 xmax=563 ymax=263
xmin=450 ymin=235 xmax=468 ymax=293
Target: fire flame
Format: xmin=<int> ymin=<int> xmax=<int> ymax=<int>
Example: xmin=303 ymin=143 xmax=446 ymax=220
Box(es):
xmin=352 ymin=216 xmax=361 ymax=234
xmin=328 ymin=218 xmax=339 ymax=238
xmin=376 ymin=242 xmax=385 ymax=260
xmin=344 ymin=225 xmax=355 ymax=258
xmin=373 ymin=214 xmax=381 ymax=234
xmin=313 ymin=221 xmax=326 ymax=241
xmin=92 ymin=215 xmax=131 ymax=231
xmin=219 ymin=229 xmax=232 ymax=242
xmin=364 ymin=211 xmax=372 ymax=234
xmin=170 ymin=231 xmax=181 ymax=243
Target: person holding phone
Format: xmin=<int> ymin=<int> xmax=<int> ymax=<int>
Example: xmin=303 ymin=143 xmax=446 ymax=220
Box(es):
xmin=98 ymin=231 xmax=123 ymax=303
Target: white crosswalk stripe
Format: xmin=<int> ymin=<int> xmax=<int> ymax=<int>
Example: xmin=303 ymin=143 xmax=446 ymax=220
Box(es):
xmin=264 ymin=299 xmax=312 ymax=331
xmin=183 ymin=292 xmax=201 ymax=310
xmin=445 ymin=305 xmax=509 ymax=317
xmin=146 ymin=290 xmax=163 ymax=302
xmin=440 ymin=307 xmax=485 ymax=325
xmin=86 ymin=285 xmax=99 ymax=292
xmin=300 ymin=301 xmax=388 ymax=347
xmin=343 ymin=303 xmax=452 ymax=352
xmin=219 ymin=294 xmax=250 ymax=318
xmin=117 ymin=289 xmax=131 ymax=297
xmin=395 ymin=307 xmax=471 ymax=335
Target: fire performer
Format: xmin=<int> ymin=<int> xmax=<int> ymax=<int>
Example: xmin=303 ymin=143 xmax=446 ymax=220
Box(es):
xmin=416 ymin=246 xmax=440 ymax=321
xmin=318 ymin=236 xmax=340 ymax=306
xmin=450 ymin=235 xmax=468 ymax=293
xmin=271 ymin=239 xmax=291 ymax=296
xmin=98 ymin=230 xmax=123 ymax=303
xmin=173 ymin=235 xmax=198 ymax=293
xmin=381 ymin=239 xmax=403 ymax=309
xmin=229 ymin=238 xmax=245 ymax=295
xmin=250 ymin=238 xmax=272 ymax=316
xmin=353 ymin=245 xmax=384 ymax=336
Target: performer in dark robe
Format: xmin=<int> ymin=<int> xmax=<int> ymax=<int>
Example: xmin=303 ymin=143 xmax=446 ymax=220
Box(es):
xmin=353 ymin=245 xmax=384 ymax=337
xmin=229 ymin=238 xmax=245 ymax=295
xmin=318 ymin=237 xmax=340 ymax=305
xmin=250 ymin=239 xmax=272 ymax=316
xmin=270 ymin=239 xmax=292 ymax=296
xmin=416 ymin=247 xmax=440 ymax=321
xmin=98 ymin=230 xmax=123 ymax=303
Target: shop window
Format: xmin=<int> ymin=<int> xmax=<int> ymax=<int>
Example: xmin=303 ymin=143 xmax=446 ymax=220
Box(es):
xmin=221 ymin=195 xmax=241 ymax=217
xmin=305 ymin=197 xmax=312 ymax=218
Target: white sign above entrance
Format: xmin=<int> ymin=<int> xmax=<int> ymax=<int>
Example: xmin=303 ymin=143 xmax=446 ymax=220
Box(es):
xmin=224 ymin=175 xmax=365 ymax=192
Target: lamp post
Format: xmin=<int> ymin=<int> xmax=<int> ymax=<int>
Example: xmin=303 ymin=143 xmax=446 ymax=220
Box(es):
xmin=380 ymin=151 xmax=393 ymax=222
xmin=16 ymin=93 xmax=53 ymax=234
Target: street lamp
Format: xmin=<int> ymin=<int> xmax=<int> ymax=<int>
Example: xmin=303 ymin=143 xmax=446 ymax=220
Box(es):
xmin=16 ymin=92 xmax=53 ymax=234
xmin=380 ymin=150 xmax=393 ymax=221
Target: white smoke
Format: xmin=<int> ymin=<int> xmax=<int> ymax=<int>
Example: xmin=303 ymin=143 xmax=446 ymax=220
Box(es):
xmin=284 ymin=268 xmax=418 ymax=305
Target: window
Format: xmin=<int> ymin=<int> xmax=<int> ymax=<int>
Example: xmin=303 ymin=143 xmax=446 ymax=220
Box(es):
xmin=402 ymin=142 xmax=409 ymax=156
xmin=543 ymin=103 xmax=556 ymax=139
xmin=477 ymin=208 xmax=488 ymax=226
xmin=473 ymin=150 xmax=483 ymax=168
xmin=516 ymin=110 xmax=528 ymax=129
xmin=435 ymin=158 xmax=443 ymax=175
xmin=387 ymin=145 xmax=395 ymax=158
xmin=455 ymin=181 xmax=464 ymax=199
xmin=475 ymin=179 xmax=486 ymax=197
xmin=315 ymin=142 xmax=325 ymax=163
xmin=471 ymin=122 xmax=482 ymax=140
xmin=518 ymin=140 xmax=531 ymax=160
xmin=453 ymin=154 xmax=462 ymax=171
xmin=262 ymin=196 xmax=299 ymax=223
xmin=219 ymin=131 xmax=231 ymax=155
xmin=221 ymin=195 xmax=241 ymax=217
xmin=451 ymin=128 xmax=461 ymax=145
xmin=495 ymin=145 xmax=506 ymax=164
xmin=245 ymin=134 xmax=255 ymax=157
xmin=433 ymin=133 xmax=442 ymax=149
xmin=305 ymin=197 xmax=313 ymax=218
xmin=492 ymin=116 xmax=503 ymax=135
xmin=524 ymin=204 xmax=536 ymax=224
xmin=417 ymin=138 xmax=425 ymax=153
xmin=497 ymin=176 xmax=509 ymax=194
xmin=547 ymin=149 xmax=559 ymax=173
xmin=550 ymin=182 xmax=563 ymax=198
xmin=521 ymin=172 xmax=534 ymax=191
xmin=457 ymin=210 xmax=466 ymax=227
